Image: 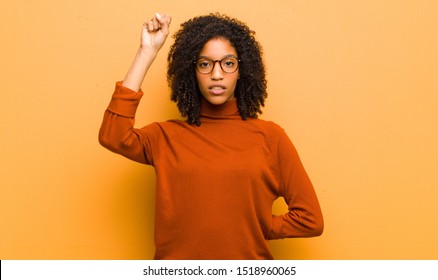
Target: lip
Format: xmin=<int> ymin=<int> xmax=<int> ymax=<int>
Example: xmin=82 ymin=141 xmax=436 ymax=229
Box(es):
xmin=208 ymin=85 xmax=226 ymax=95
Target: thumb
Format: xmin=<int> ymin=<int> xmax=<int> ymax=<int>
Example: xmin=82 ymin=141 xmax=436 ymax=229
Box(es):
xmin=155 ymin=13 xmax=171 ymax=35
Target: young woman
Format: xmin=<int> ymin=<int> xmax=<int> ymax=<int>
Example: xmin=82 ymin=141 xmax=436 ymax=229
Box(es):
xmin=99 ymin=12 xmax=323 ymax=260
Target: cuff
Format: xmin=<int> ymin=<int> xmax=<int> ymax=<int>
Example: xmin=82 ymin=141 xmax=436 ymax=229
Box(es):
xmin=107 ymin=81 xmax=144 ymax=118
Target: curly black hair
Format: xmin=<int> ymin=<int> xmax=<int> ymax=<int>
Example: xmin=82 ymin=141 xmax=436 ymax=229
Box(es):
xmin=167 ymin=13 xmax=267 ymax=126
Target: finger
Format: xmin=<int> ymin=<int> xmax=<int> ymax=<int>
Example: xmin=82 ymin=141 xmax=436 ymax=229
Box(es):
xmin=155 ymin=13 xmax=171 ymax=26
xmin=152 ymin=16 xmax=160 ymax=30
xmin=155 ymin=12 xmax=162 ymax=22
xmin=147 ymin=20 xmax=154 ymax=32
xmin=156 ymin=13 xmax=171 ymax=34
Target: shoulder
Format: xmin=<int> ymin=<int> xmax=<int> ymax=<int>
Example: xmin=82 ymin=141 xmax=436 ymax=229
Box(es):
xmin=246 ymin=118 xmax=297 ymax=150
xmin=247 ymin=118 xmax=288 ymax=137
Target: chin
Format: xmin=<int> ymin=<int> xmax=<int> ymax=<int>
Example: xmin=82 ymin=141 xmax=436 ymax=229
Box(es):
xmin=203 ymin=95 xmax=234 ymax=105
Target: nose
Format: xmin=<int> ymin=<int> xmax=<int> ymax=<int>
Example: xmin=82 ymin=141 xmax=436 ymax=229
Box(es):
xmin=210 ymin=61 xmax=223 ymax=80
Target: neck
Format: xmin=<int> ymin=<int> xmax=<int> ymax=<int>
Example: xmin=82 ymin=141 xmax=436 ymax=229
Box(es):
xmin=199 ymin=98 xmax=240 ymax=119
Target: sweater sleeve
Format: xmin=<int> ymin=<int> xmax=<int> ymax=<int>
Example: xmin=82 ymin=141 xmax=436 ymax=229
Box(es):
xmin=269 ymin=128 xmax=324 ymax=240
xmin=98 ymin=82 xmax=154 ymax=165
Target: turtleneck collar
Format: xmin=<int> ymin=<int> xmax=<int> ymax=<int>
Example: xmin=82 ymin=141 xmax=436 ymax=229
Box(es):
xmin=200 ymin=98 xmax=240 ymax=119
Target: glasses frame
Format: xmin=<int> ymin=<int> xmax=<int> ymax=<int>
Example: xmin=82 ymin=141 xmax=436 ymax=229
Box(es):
xmin=195 ymin=55 xmax=240 ymax=75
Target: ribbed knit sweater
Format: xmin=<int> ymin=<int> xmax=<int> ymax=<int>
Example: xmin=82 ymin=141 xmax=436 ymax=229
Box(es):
xmin=99 ymin=82 xmax=323 ymax=259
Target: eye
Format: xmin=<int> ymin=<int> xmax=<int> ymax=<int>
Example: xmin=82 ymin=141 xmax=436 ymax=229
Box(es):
xmin=197 ymin=59 xmax=211 ymax=68
xmin=223 ymin=61 xmax=235 ymax=67
xmin=222 ymin=58 xmax=238 ymax=69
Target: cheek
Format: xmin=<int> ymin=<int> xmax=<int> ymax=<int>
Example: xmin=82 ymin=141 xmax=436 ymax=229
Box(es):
xmin=195 ymin=73 xmax=206 ymax=88
xmin=230 ymin=73 xmax=239 ymax=87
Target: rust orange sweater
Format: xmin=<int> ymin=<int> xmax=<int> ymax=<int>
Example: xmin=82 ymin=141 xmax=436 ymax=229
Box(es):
xmin=99 ymin=82 xmax=323 ymax=259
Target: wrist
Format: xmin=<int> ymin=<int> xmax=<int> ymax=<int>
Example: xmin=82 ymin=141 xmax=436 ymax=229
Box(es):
xmin=138 ymin=46 xmax=159 ymax=58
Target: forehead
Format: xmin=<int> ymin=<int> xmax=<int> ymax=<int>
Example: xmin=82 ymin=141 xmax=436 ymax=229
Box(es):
xmin=199 ymin=37 xmax=237 ymax=58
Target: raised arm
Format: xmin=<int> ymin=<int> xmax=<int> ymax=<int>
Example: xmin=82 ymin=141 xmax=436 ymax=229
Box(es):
xmin=98 ymin=13 xmax=171 ymax=163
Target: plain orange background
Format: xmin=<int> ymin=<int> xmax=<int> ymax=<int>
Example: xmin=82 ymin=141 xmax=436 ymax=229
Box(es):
xmin=1 ymin=0 xmax=437 ymax=259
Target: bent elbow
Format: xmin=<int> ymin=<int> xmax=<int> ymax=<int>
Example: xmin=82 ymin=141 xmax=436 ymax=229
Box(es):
xmin=308 ymin=215 xmax=324 ymax=237
xmin=98 ymin=128 xmax=119 ymax=152
xmin=311 ymin=220 xmax=324 ymax=237
xmin=98 ymin=130 xmax=110 ymax=149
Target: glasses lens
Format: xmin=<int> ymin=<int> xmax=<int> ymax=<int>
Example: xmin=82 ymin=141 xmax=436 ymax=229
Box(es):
xmin=221 ymin=57 xmax=238 ymax=73
xmin=196 ymin=58 xmax=213 ymax=74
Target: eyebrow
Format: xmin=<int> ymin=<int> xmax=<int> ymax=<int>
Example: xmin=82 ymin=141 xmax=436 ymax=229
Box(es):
xmin=198 ymin=54 xmax=238 ymax=60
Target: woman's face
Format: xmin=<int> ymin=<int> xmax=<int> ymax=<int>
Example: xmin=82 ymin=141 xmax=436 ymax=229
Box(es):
xmin=196 ymin=37 xmax=239 ymax=105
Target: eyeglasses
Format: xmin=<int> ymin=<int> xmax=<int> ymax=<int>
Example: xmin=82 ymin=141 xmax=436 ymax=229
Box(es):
xmin=195 ymin=55 xmax=240 ymax=74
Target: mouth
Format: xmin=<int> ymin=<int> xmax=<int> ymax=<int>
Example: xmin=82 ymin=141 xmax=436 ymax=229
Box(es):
xmin=208 ymin=85 xmax=226 ymax=95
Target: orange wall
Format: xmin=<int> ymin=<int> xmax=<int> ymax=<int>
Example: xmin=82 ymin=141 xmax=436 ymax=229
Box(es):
xmin=1 ymin=0 xmax=437 ymax=259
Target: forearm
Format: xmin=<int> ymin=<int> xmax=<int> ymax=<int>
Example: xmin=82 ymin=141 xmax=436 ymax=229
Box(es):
xmin=269 ymin=173 xmax=324 ymax=239
xmin=122 ymin=13 xmax=171 ymax=92
xmin=122 ymin=47 xmax=158 ymax=92
xmin=270 ymin=202 xmax=324 ymax=239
